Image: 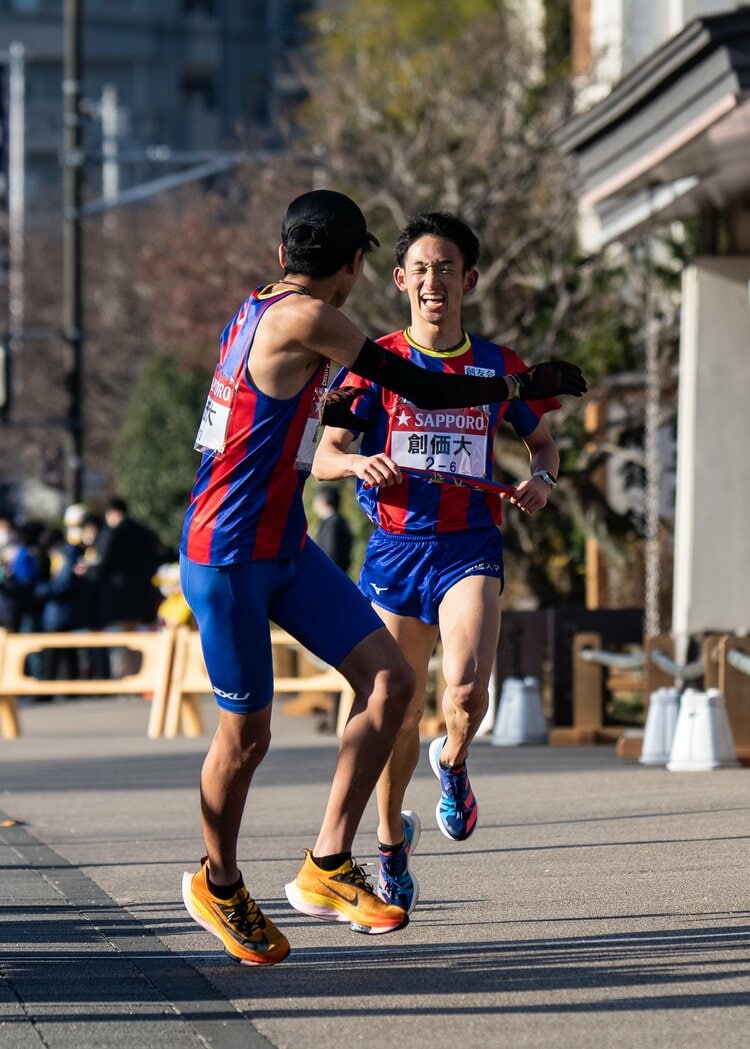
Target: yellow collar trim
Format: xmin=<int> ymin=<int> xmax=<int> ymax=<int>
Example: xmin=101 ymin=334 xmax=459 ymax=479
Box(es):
xmin=257 ymin=282 xmax=312 ymax=299
xmin=404 ymin=327 xmax=471 ymax=358
xmin=257 ymin=283 xmax=282 ymax=299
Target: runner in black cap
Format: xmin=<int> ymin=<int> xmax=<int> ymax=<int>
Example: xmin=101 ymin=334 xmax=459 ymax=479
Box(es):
xmin=179 ymin=188 xmax=586 ymax=965
xmin=281 ymin=188 xmax=380 ymax=254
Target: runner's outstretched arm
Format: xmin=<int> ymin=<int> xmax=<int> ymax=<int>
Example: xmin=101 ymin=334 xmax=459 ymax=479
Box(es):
xmin=349 ymin=338 xmax=585 ymax=408
xmin=284 ymin=296 xmax=586 ymax=412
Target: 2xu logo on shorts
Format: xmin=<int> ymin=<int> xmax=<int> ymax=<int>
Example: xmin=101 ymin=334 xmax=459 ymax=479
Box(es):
xmin=213 ymin=686 xmax=252 ymax=702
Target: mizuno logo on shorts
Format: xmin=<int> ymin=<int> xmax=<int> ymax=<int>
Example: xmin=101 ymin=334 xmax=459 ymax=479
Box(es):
xmin=213 ymin=687 xmax=251 ymax=701
xmin=371 ymin=584 xmax=389 ymax=594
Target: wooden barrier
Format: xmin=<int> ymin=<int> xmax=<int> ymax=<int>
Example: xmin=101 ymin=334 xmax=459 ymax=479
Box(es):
xmin=0 ymin=625 xmax=362 ymax=744
xmin=0 ymin=628 xmax=176 ymax=740
xmin=550 ymin=632 xmax=650 ymax=746
xmin=644 ymin=633 xmax=676 ymax=695
xmin=719 ymin=634 xmax=750 ymax=764
xmin=163 ymin=626 xmax=355 ymax=740
xmin=703 ymin=634 xmax=723 ymax=690
xmin=161 ymin=626 xmax=208 ymax=739
xmin=0 ymin=625 xmax=356 ymax=742
xmin=551 ymin=631 xmax=620 ymax=745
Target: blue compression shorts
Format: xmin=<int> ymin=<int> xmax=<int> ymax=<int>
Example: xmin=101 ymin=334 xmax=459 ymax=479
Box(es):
xmin=358 ymin=527 xmax=504 ymax=626
xmin=179 ymin=540 xmax=383 ymax=714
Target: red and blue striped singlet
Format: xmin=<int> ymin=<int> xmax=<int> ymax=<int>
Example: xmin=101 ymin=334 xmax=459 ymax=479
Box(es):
xmin=180 ymin=287 xmax=327 ymax=565
xmin=344 ymin=329 xmax=560 ymax=537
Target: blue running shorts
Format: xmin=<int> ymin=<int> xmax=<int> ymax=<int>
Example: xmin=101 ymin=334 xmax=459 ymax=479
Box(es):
xmin=180 ymin=540 xmax=383 ymax=714
xmin=358 ymin=527 xmax=504 ymax=626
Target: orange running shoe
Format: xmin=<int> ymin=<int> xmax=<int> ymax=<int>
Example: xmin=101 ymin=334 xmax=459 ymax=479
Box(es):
xmin=285 ymin=850 xmax=407 ymax=935
xmin=182 ymin=858 xmax=290 ymax=966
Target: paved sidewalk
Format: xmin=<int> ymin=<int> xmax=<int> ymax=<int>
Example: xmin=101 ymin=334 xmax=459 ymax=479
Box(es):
xmin=1 ymin=695 xmax=748 ymax=1049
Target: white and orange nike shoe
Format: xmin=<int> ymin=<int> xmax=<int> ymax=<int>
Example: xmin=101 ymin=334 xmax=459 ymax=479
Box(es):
xmin=285 ymin=850 xmax=407 ymax=935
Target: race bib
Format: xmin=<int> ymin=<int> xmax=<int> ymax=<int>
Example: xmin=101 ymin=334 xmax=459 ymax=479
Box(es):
xmin=295 ymin=365 xmax=330 ymax=471
xmin=194 ymin=365 xmax=239 ymax=457
xmin=390 ymin=402 xmax=489 ymax=477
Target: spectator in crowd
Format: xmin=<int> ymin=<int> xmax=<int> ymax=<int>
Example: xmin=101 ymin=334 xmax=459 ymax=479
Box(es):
xmin=0 ymin=521 xmax=48 ymax=688
xmin=0 ymin=513 xmax=18 ymax=630
xmin=92 ymin=498 xmax=161 ymax=678
xmin=153 ymin=562 xmax=193 ymax=628
xmin=72 ymin=511 xmax=110 ymax=679
xmin=96 ymin=497 xmax=162 ymax=630
xmin=0 ymin=520 xmax=46 ymax=633
xmin=0 ymin=513 xmax=13 ymax=560
xmin=312 ymin=485 xmax=353 ymax=574
xmin=35 ymin=522 xmax=85 ymax=680
xmin=73 ymin=512 xmax=104 ymax=629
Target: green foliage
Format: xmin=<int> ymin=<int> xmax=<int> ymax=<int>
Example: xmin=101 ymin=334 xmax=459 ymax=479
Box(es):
xmin=313 ymin=0 xmax=501 ymax=55
xmin=96 ymin=1 xmax=681 ymax=613
xmin=542 ymin=0 xmax=572 ymax=75
xmin=291 ymin=0 xmax=682 ymax=608
xmin=111 ymin=357 xmax=210 ymax=552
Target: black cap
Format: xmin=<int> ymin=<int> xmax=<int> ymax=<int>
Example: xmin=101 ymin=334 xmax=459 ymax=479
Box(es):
xmin=282 ymin=189 xmax=380 ymax=253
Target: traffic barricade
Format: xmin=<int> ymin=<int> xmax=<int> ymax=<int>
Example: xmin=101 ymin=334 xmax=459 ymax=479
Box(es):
xmin=0 ymin=628 xmax=176 ymax=740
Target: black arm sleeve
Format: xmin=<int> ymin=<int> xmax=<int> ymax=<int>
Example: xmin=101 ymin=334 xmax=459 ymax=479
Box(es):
xmin=350 ymin=338 xmax=510 ymax=409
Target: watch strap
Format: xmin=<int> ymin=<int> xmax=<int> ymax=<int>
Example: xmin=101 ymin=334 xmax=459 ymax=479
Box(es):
xmin=531 ymin=469 xmax=557 ymax=489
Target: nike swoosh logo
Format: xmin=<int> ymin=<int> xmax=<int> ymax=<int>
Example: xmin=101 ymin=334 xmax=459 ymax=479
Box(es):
xmin=371 ymin=584 xmax=389 ymax=594
xmin=323 ymin=882 xmax=359 ymax=906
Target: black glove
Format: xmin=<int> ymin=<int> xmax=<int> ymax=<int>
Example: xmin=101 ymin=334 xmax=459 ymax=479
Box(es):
xmin=321 ymin=386 xmax=375 ymax=431
xmin=513 ymin=360 xmax=587 ymax=399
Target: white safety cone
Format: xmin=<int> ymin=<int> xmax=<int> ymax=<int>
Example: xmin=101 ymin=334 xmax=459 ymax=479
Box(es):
xmin=476 ymin=668 xmax=497 ymax=737
xmin=639 ymin=687 xmax=680 ymax=766
xmin=666 ymin=688 xmax=739 ymax=771
xmin=491 ymin=676 xmax=548 ymax=746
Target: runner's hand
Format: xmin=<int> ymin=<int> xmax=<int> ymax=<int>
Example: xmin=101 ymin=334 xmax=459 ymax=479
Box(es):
xmin=321 ymin=386 xmax=374 ymax=430
xmin=358 ymin=454 xmax=402 ymax=489
xmin=514 ymin=361 xmax=587 ymax=399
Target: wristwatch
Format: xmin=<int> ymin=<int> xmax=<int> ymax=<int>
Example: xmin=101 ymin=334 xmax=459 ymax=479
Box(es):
xmin=532 ymin=470 xmax=557 ymax=489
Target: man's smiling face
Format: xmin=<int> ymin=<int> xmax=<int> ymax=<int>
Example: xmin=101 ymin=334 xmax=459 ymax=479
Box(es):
xmin=394 ymin=235 xmax=477 ymax=330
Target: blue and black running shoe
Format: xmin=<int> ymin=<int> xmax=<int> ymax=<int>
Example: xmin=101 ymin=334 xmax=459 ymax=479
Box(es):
xmin=376 ymin=810 xmax=421 ymax=914
xmin=428 ymin=735 xmax=478 ymax=841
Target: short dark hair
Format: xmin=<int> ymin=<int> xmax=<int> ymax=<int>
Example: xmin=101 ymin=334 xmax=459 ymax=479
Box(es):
xmin=107 ymin=497 xmax=128 ymax=515
xmin=82 ymin=512 xmax=103 ymax=530
xmin=314 ymin=485 xmax=341 ymax=511
xmin=282 ymin=189 xmax=379 ymax=279
xmin=394 ymin=212 xmax=480 ymax=271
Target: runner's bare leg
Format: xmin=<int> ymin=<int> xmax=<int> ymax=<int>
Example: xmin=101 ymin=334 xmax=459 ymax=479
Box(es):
xmin=371 ymin=609 xmax=438 ymax=845
xmin=312 ymin=625 xmax=414 ymax=857
xmin=199 ymin=704 xmax=274 ymax=885
xmin=437 ymin=575 xmax=502 ymax=767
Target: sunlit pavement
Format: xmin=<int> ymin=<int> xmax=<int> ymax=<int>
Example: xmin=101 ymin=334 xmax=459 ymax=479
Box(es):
xmin=1 ymin=695 xmax=747 ymax=1049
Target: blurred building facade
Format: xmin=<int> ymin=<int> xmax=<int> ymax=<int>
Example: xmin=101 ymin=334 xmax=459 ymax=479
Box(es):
xmin=0 ymin=0 xmax=314 ymax=212
xmin=571 ymin=0 xmax=733 ymax=109
xmin=0 ymin=0 xmax=316 ymax=521
xmin=561 ymin=2 xmax=750 ymax=647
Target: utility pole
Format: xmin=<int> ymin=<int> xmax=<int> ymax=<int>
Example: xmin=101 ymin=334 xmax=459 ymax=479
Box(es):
xmin=62 ymin=0 xmax=84 ymax=503
xmin=1 ymin=43 xmax=25 ymax=420
xmin=7 ymin=43 xmax=24 ymax=397
xmin=100 ymin=82 xmax=119 ymax=205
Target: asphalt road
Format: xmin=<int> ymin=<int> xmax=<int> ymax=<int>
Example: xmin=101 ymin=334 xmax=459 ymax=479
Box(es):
xmin=1 ymin=695 xmax=748 ymax=1049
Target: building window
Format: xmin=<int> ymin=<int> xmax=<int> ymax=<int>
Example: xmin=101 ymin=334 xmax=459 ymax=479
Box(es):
xmin=182 ymin=0 xmax=215 ymax=15
xmin=181 ymin=67 xmax=215 ymax=111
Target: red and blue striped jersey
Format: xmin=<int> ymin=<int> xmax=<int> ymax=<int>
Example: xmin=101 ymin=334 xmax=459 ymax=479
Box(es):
xmin=180 ymin=287 xmax=327 ymax=565
xmin=343 ymin=329 xmax=560 ymax=536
